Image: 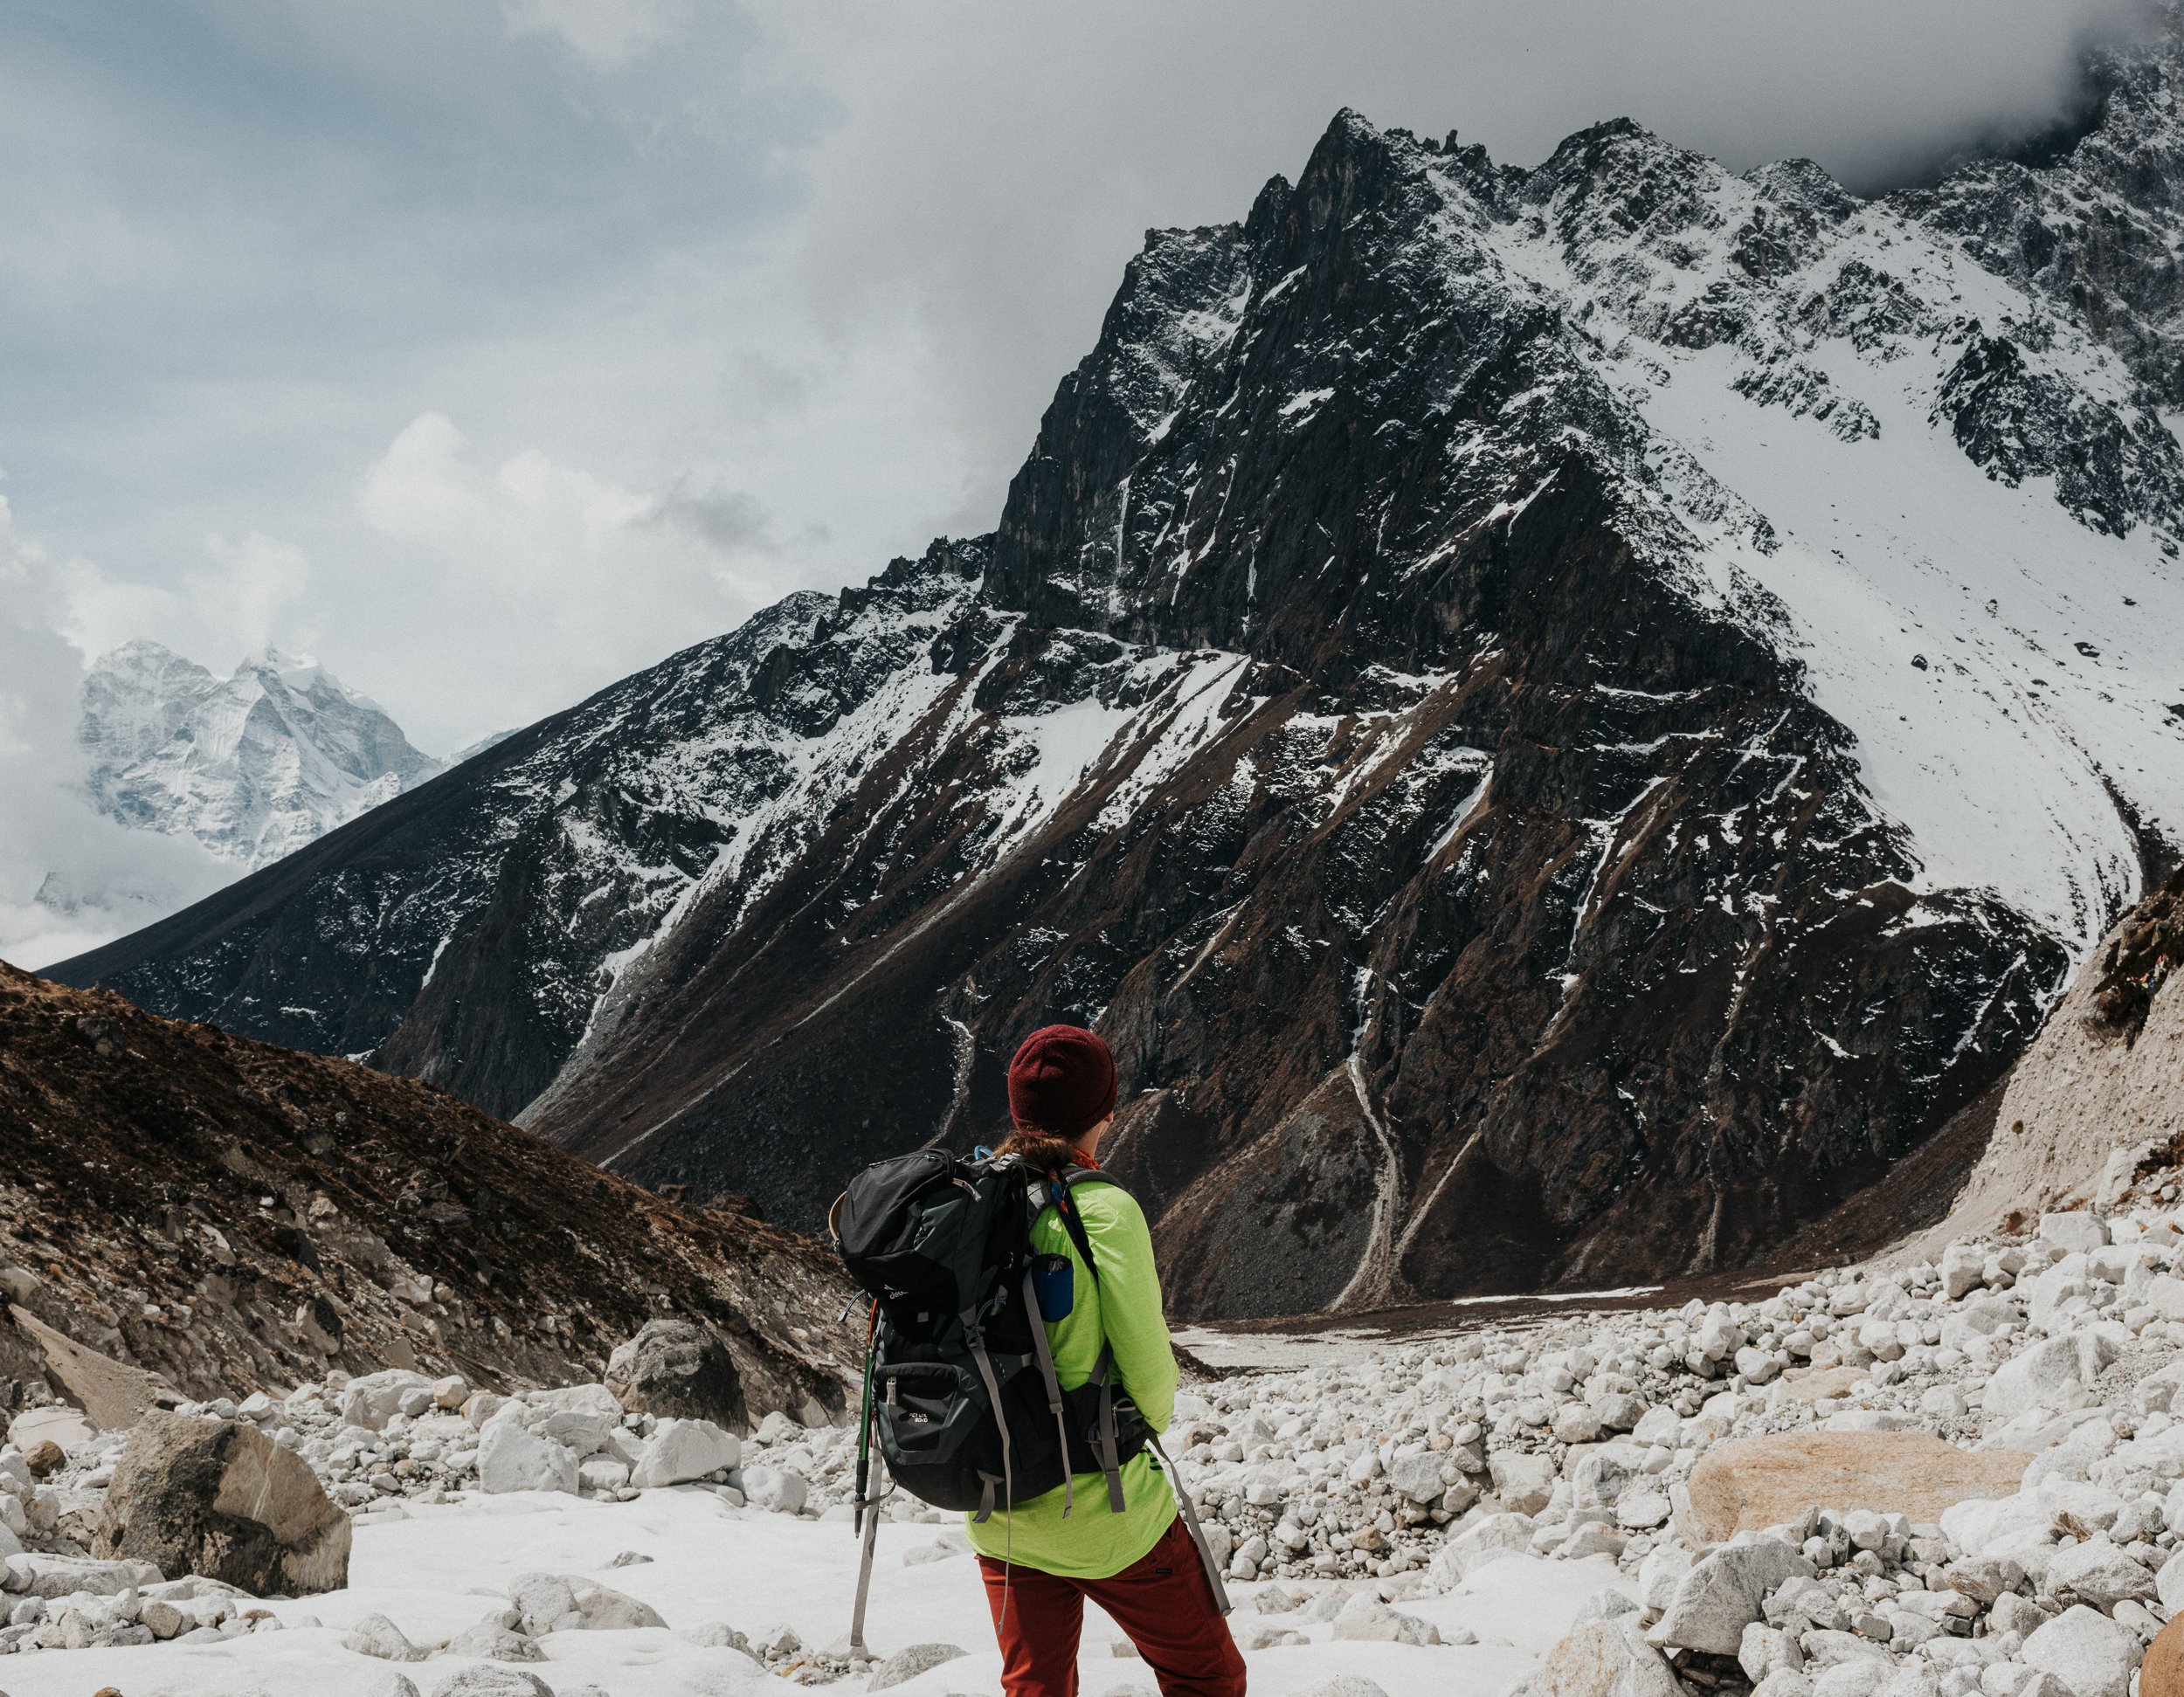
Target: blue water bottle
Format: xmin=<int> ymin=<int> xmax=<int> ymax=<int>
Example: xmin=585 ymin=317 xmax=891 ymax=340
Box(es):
xmin=1029 ymin=1253 xmax=1074 ymax=1321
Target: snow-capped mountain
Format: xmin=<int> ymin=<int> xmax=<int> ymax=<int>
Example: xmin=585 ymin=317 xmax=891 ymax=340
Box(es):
xmin=55 ymin=24 xmax=2184 ymax=1314
xmin=79 ymin=641 xmax=443 ymax=869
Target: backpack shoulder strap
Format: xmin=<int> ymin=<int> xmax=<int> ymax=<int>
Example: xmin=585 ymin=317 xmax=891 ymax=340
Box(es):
xmin=1040 ymin=1166 xmax=1129 ymax=1286
xmin=1054 ymin=1166 xmax=1132 ymax=1200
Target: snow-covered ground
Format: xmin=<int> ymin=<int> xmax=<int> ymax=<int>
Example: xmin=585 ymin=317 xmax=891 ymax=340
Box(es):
xmin=0 ymin=1487 xmax=1621 ymax=1697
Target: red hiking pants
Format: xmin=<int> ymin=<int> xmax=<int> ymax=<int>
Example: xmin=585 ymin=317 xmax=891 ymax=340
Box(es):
xmin=978 ymin=1516 xmax=1246 ymax=1697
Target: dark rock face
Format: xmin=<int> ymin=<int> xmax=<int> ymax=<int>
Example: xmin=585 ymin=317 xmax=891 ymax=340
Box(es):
xmin=2091 ymin=866 xmax=2184 ymax=1038
xmin=605 ymin=1319 xmax=743 ymax=1428
xmin=95 ymin=1411 xmax=351 ymax=1596
xmin=54 ymin=35 xmax=2184 ymax=1314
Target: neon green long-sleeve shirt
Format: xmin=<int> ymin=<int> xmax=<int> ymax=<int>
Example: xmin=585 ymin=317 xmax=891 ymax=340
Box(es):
xmin=964 ymin=1175 xmax=1179 ymax=1579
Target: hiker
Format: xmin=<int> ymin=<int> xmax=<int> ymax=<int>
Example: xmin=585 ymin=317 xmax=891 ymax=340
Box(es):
xmin=971 ymin=1024 xmax=1246 ymax=1697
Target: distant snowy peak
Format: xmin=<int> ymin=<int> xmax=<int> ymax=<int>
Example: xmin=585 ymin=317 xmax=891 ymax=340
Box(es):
xmin=80 ymin=640 xmax=443 ymax=868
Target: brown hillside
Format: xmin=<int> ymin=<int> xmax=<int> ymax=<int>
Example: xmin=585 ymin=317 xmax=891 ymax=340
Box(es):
xmin=0 ymin=962 xmax=854 ymax=1422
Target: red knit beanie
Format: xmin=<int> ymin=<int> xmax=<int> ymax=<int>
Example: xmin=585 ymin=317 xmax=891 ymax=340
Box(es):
xmin=1006 ymin=1024 xmax=1117 ymax=1140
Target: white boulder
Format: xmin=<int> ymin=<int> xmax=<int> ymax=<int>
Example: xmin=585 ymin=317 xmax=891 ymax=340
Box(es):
xmin=339 ymin=1370 xmax=437 ymax=1434
xmin=2020 ymin=1604 xmax=2141 ymax=1697
xmin=1491 ymin=1451 xmax=1557 ymax=1514
xmin=2156 ymin=1546 xmax=2184 ymax=1611
xmin=869 ymin=1644 xmax=970 ymax=1691
xmin=1531 ymin=1618 xmax=1682 ymax=1697
xmin=1385 ymin=1452 xmax=1447 ymax=1504
xmin=477 ymin=1421 xmax=578 ymax=1496
xmin=630 ymin=1418 xmax=740 ymax=1489
xmin=1331 ymin=1595 xmax=1440 ymax=1645
xmin=1650 ymin=1539 xmax=1815 ymax=1657
xmin=2043 ymin=1538 xmax=2154 ymax=1609
xmin=2039 ymin=1214 xmax=2110 ymax=1253
xmin=1940 ymin=1244 xmax=1985 ymax=1301
xmin=741 ymin=1465 xmax=809 ymax=1515
xmin=1981 ymin=1339 xmax=2084 ymax=1425
xmin=1429 ymin=1513 xmax=1535 ymax=1584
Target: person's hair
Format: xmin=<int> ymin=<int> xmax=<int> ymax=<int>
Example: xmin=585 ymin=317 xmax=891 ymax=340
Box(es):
xmin=994 ymin=1127 xmax=1085 ymax=1170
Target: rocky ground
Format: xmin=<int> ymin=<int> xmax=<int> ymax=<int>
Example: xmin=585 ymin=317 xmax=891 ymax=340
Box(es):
xmin=3 ymin=1193 xmax=2183 ymax=1697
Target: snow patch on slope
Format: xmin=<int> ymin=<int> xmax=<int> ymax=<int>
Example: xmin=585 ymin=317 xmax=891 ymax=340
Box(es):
xmin=1452 ymin=133 xmax=2184 ymax=955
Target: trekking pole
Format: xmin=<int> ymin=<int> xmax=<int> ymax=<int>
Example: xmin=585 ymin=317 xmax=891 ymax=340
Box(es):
xmin=848 ymin=1428 xmax=884 ymax=1660
xmin=853 ymin=1303 xmax=876 ymax=1535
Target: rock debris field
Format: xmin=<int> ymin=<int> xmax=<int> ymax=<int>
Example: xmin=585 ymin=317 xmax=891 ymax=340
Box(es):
xmin=6 ymin=1208 xmax=2184 ymax=1696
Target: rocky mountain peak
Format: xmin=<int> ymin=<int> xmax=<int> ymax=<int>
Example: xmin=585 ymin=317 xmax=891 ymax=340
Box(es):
xmin=55 ymin=48 xmax=2184 ymax=1314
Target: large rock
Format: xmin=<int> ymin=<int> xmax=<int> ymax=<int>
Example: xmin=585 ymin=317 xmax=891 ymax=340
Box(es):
xmin=2045 ymin=1538 xmax=2155 ymax=1610
xmin=1944 ymin=1491 xmax=2069 ymax=1562
xmin=477 ymin=1420 xmax=579 ymax=1495
xmin=630 ymin=1418 xmax=741 ymax=1489
xmin=1572 ymin=1445 xmax=1648 ymax=1510
xmin=1741 ymin=1624 xmax=1805 ymax=1684
xmin=2158 ymin=1548 xmax=2184 ymax=1612
xmin=1940 ymin=1243 xmax=1986 ymax=1301
xmin=1332 ymin=1595 xmax=1441 ymax=1645
xmin=508 ymin=1569 xmax=667 ymax=1632
xmin=1939 ymin=1296 xmax=2021 ymax=1354
xmin=1683 ymin=1432 xmax=2028 ymax=1542
xmin=741 ymin=1465 xmax=808 ymax=1515
xmin=1491 ymin=1451 xmax=1557 ymax=1515
xmin=2021 ymin=1604 xmax=2141 ymax=1697
xmin=1650 ymin=1540 xmax=1815 ymax=1656
xmin=7 ymin=1404 xmax=94 ymax=1454
xmin=345 ymin=1611 xmax=427 ymax=1661
xmin=6 ymin=1552 xmax=162 ymax=1597
xmin=441 ymin=1623 xmax=546 ymax=1661
xmin=1533 ymin=1618 xmax=1683 ymax=1697
xmin=605 ymin=1320 xmax=744 ymax=1429
xmin=93 ymin=1411 xmax=349 ymax=1596
xmin=340 ymin=1369 xmax=438 ymax=1434
xmin=508 ymin=1572 xmax=584 ymax=1635
xmin=1940 ymin=1557 xmax=2025 ymax=1606
xmin=1985 ymin=1338 xmax=2090 ymax=1425
xmin=1774 ymin=1367 xmax=1872 ymax=1407
xmin=2041 ymin=1214 xmax=2110 ymax=1253
xmin=1386 ymin=1452 xmax=1448 ymax=1504
xmin=569 ymin=1574 xmax=667 ymax=1631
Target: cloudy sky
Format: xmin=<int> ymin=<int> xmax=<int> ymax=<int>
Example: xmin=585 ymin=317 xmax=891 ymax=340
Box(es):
xmin=0 ymin=0 xmax=2153 ymax=966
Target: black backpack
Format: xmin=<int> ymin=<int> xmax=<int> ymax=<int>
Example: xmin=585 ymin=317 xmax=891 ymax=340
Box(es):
xmin=830 ymin=1149 xmax=1144 ymax=1521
